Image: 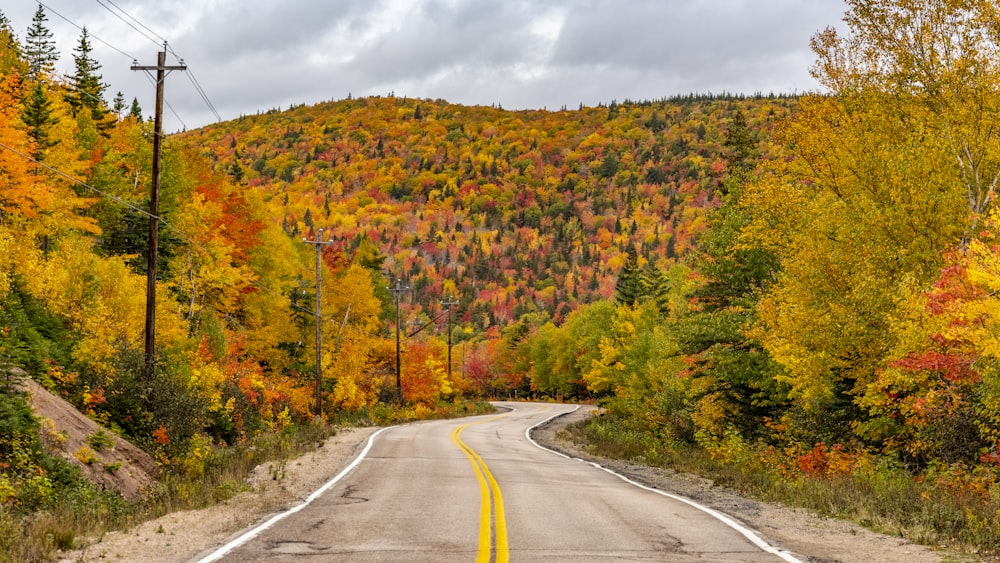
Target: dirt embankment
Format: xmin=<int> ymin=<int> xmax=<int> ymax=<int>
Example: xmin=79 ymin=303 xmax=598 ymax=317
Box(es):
xmin=18 ymin=378 xmax=158 ymax=501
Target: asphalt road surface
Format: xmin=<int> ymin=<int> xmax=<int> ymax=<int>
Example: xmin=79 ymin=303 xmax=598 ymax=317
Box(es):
xmin=203 ymin=402 xmax=800 ymax=562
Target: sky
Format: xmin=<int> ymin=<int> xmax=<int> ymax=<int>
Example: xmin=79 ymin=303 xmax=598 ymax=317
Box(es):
xmin=4 ymin=0 xmax=848 ymax=133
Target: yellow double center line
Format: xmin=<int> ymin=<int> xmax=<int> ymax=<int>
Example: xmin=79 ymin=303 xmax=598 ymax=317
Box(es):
xmin=451 ymin=415 xmax=509 ymax=563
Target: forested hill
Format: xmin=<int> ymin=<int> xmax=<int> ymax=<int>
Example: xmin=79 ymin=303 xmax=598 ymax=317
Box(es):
xmin=178 ymin=95 xmax=794 ymax=329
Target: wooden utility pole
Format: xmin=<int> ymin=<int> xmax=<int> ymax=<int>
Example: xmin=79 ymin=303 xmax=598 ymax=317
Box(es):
xmin=303 ymin=228 xmax=333 ymax=418
xmin=389 ymin=279 xmax=410 ymax=399
xmin=440 ymin=295 xmax=459 ymax=382
xmin=132 ymin=45 xmax=186 ymax=377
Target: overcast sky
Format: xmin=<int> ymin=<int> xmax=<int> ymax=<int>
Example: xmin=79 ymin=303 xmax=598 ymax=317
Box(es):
xmin=5 ymin=0 xmax=848 ymax=132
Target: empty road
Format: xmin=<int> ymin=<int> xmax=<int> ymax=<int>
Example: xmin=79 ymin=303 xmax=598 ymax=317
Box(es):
xmin=202 ymin=402 xmax=799 ymax=562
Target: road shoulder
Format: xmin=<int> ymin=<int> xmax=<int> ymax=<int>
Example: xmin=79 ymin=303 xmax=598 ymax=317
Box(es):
xmin=530 ymin=405 xmax=953 ymax=563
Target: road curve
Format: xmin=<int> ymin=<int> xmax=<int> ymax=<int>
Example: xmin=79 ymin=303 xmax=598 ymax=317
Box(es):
xmin=200 ymin=402 xmax=799 ymax=562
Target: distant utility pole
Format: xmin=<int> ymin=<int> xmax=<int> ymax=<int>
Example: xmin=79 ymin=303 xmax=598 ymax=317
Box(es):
xmin=303 ymin=228 xmax=334 ymax=418
xmin=440 ymin=295 xmax=459 ymax=382
xmin=389 ymin=279 xmax=411 ymax=398
xmin=132 ymin=44 xmax=186 ymax=377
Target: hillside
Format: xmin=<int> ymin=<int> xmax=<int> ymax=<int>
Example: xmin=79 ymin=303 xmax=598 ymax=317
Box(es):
xmin=178 ymin=95 xmax=794 ymax=329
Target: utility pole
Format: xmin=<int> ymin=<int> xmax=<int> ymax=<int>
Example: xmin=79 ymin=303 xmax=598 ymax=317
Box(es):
xmin=303 ymin=228 xmax=333 ymax=418
xmin=388 ymin=279 xmax=410 ymax=399
xmin=132 ymin=45 xmax=186 ymax=377
xmin=440 ymin=295 xmax=459 ymax=382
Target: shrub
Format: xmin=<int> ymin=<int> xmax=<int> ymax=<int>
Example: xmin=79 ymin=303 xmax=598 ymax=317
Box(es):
xmin=87 ymin=430 xmax=115 ymax=451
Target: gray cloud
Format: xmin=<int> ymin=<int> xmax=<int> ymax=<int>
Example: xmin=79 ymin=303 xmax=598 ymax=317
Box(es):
xmin=3 ymin=0 xmax=847 ymax=131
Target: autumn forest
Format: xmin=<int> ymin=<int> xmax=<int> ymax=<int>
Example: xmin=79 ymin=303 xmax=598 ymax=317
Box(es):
xmin=4 ymin=0 xmax=1000 ymax=557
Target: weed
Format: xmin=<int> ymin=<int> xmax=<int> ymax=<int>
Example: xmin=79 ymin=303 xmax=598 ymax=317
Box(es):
xmin=73 ymin=445 xmax=98 ymax=465
xmin=87 ymin=430 xmax=115 ymax=452
xmin=575 ymin=415 xmax=1000 ymax=558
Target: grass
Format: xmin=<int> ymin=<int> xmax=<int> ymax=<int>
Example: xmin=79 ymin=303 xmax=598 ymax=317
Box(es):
xmin=574 ymin=416 xmax=1000 ymax=560
xmin=1 ymin=399 xmax=494 ymax=562
xmin=1 ymin=419 xmax=335 ymax=562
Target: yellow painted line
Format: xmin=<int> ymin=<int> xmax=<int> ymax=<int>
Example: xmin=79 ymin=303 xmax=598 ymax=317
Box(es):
xmin=451 ymin=414 xmax=510 ymax=563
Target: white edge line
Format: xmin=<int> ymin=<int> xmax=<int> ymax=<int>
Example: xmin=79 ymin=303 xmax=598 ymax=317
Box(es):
xmin=525 ymin=407 xmax=803 ymax=563
xmin=194 ymin=426 xmax=396 ymax=563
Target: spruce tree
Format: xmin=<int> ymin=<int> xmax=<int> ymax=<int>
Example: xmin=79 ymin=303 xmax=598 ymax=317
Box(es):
xmin=112 ymin=91 xmax=126 ymax=117
xmin=66 ymin=27 xmax=109 ymax=123
xmin=25 ymin=5 xmax=57 ymax=81
xmin=614 ymin=246 xmax=643 ymax=307
xmin=22 ymin=81 xmax=58 ymax=159
xmin=129 ymin=97 xmax=143 ymax=121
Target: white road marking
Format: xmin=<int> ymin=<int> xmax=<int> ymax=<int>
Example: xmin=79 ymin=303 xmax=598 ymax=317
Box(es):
xmin=525 ymin=405 xmax=804 ymax=563
xmin=194 ymin=426 xmax=395 ymax=563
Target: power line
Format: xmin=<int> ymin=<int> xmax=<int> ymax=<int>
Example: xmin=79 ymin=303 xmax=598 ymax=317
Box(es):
xmin=140 ymin=71 xmax=187 ymax=130
xmin=35 ymin=2 xmax=205 ymax=129
xmin=0 ymin=139 xmax=203 ymax=246
xmin=36 ymin=1 xmax=136 ymax=61
xmin=183 ymin=68 xmax=221 ymax=122
xmin=165 ymin=45 xmax=222 ymax=123
xmin=95 ymin=0 xmax=166 ymax=46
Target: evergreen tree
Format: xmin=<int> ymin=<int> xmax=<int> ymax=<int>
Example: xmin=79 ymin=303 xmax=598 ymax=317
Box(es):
xmin=22 ymin=81 xmax=58 ymax=159
xmin=112 ymin=91 xmax=126 ymax=117
xmin=129 ymin=97 xmax=143 ymax=121
xmin=639 ymin=263 xmax=671 ymax=314
xmin=25 ymin=5 xmax=57 ymax=81
xmin=722 ymin=110 xmax=758 ymax=180
xmin=66 ymin=27 xmax=109 ymax=123
xmin=614 ymin=246 xmax=643 ymax=307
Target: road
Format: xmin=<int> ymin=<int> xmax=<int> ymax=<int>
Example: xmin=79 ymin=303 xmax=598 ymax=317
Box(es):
xmin=202 ymin=402 xmax=799 ymax=562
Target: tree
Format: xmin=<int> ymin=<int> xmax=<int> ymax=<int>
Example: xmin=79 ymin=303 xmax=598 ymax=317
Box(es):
xmin=66 ymin=27 xmax=109 ymax=125
xmin=129 ymin=97 xmax=143 ymax=121
xmin=743 ymin=0 xmax=989 ymax=425
xmin=722 ymin=109 xmax=757 ymax=180
xmin=0 ymin=9 xmax=26 ymax=76
xmin=112 ymin=91 xmax=126 ymax=118
xmin=24 ymin=5 xmax=57 ymax=82
xmin=21 ymin=81 xmax=58 ymax=159
xmin=810 ymin=0 xmax=1000 ymax=237
xmin=614 ymin=246 xmax=642 ymax=306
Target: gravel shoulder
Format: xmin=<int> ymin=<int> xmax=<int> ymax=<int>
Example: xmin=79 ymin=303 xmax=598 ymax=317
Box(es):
xmin=531 ymin=406 xmax=962 ymax=563
xmin=61 ymin=405 xmax=964 ymax=562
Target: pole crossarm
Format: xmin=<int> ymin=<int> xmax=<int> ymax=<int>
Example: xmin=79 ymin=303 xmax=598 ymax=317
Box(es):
xmin=132 ymin=46 xmax=185 ymax=378
xmin=303 ymin=228 xmax=335 ymax=417
xmin=388 ymin=279 xmax=411 ymax=398
xmin=130 ymin=63 xmax=187 ymax=71
xmin=441 ymin=295 xmax=459 ymax=383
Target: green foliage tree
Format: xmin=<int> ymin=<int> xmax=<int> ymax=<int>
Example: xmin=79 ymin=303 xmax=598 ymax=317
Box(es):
xmin=21 ymin=81 xmax=58 ymax=159
xmin=66 ymin=27 xmax=109 ymax=126
xmin=24 ymin=5 xmax=57 ymax=82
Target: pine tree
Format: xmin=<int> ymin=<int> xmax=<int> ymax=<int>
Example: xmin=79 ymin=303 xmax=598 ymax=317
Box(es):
xmin=25 ymin=5 xmax=57 ymax=81
xmin=22 ymin=81 xmax=58 ymax=159
xmin=66 ymin=27 xmax=108 ymax=123
xmin=129 ymin=97 xmax=143 ymax=121
xmin=722 ymin=110 xmax=758 ymax=179
xmin=614 ymin=246 xmax=643 ymax=307
xmin=112 ymin=91 xmax=126 ymax=117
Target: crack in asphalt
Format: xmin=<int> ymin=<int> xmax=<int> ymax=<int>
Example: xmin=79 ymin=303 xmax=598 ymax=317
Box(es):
xmin=338 ymin=484 xmax=369 ymax=504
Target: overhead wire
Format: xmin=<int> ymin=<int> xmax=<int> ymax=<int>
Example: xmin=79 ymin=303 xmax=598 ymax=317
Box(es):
xmin=95 ymin=0 xmax=166 ymax=46
xmin=9 ymin=3 xmax=303 ymax=311
xmin=35 ymin=1 xmax=220 ymax=128
xmin=36 ymin=1 xmax=136 ymax=61
xmin=165 ymin=44 xmax=222 ymax=123
xmin=94 ymin=0 xmax=159 ymax=47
